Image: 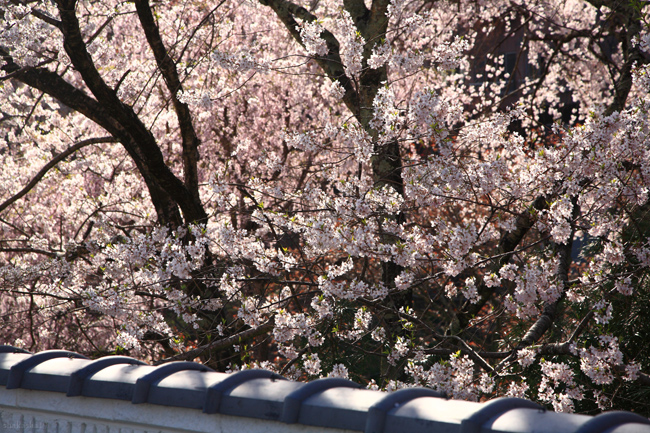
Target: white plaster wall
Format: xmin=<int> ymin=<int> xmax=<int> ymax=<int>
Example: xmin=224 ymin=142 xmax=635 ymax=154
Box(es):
xmin=0 ymin=388 xmax=356 ymax=433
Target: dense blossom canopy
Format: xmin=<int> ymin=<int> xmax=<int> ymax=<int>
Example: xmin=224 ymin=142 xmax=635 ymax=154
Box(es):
xmin=1 ymin=0 xmax=649 ymax=415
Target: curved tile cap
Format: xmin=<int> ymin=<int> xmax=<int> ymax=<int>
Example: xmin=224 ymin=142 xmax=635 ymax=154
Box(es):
xmin=6 ymin=350 xmax=88 ymax=389
xmin=575 ymin=411 xmax=650 ymax=433
xmin=0 ymin=346 xmax=31 ymax=354
xmin=281 ymin=377 xmax=362 ymax=424
xmin=67 ymin=356 xmax=147 ymax=396
xmin=132 ymin=361 xmax=213 ymax=404
xmin=203 ymin=369 xmax=285 ymax=414
xmin=365 ymin=387 xmax=446 ymax=433
xmin=0 ymin=350 xmax=649 ymax=433
xmin=460 ymin=397 xmax=542 ymax=433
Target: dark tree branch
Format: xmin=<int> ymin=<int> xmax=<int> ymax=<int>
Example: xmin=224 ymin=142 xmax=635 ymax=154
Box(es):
xmin=521 ymin=199 xmax=577 ymax=347
xmin=367 ymin=0 xmax=392 ymax=40
xmin=424 ymin=348 xmax=511 ymax=359
xmin=8 ymin=0 xmax=62 ymax=29
xmin=0 ymin=248 xmax=60 ymax=258
xmin=604 ymin=47 xmax=645 ymax=116
xmin=29 ymin=1 xmax=208 ymax=225
xmin=134 ymin=0 xmax=202 ymax=205
xmin=495 ymin=198 xmax=578 ymax=372
xmin=153 ymin=318 xmax=275 ymax=364
xmin=0 ymin=136 xmax=117 ymax=214
xmin=568 ymin=310 xmax=594 ymax=343
xmin=459 ymin=195 xmax=549 ymax=329
xmin=55 ymin=0 xmax=207 ymax=224
xmin=599 ymin=0 xmax=646 ymax=115
xmin=344 ymin=0 xmax=369 ymax=29
xmin=258 ymin=0 xmax=400 ymax=195
xmin=396 ymin=309 xmax=495 ymax=373
xmin=258 ymin=0 xmax=360 ymax=113
xmin=1 ymin=52 xmax=183 ymax=226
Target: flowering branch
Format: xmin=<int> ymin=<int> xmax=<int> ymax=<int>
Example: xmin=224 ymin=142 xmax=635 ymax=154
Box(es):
xmin=0 ymin=136 xmax=117 ymax=214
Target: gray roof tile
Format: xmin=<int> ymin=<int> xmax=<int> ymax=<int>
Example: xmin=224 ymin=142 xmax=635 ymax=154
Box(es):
xmin=0 ymin=348 xmax=648 ymax=433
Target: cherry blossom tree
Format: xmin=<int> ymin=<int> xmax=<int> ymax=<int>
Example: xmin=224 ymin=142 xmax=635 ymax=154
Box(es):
xmin=1 ymin=0 xmax=650 ymax=414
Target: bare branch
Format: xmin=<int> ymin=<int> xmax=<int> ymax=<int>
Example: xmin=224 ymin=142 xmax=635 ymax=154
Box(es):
xmin=424 ymin=348 xmax=511 ymax=359
xmin=0 ymin=247 xmax=60 ymax=258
